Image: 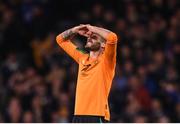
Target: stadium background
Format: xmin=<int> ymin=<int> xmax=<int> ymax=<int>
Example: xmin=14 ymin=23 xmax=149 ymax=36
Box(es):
xmin=0 ymin=0 xmax=179 ymax=122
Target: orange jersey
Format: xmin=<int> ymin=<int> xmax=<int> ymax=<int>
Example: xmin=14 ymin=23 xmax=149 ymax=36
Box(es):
xmin=56 ymin=32 xmax=118 ymax=121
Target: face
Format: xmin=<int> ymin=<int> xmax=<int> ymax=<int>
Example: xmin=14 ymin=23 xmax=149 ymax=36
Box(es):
xmin=85 ymin=33 xmax=104 ymax=51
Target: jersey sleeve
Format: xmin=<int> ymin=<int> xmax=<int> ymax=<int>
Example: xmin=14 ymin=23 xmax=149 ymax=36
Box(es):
xmin=103 ymin=32 xmax=118 ymax=70
xmin=56 ymin=34 xmax=84 ymax=63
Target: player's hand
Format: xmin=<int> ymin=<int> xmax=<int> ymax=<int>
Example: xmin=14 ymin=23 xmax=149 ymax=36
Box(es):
xmin=61 ymin=25 xmax=91 ymax=40
xmin=80 ymin=24 xmax=95 ymax=32
xmin=71 ymin=25 xmax=88 ymax=34
xmin=85 ymin=24 xmax=94 ymax=31
xmin=76 ymin=25 xmax=92 ymax=37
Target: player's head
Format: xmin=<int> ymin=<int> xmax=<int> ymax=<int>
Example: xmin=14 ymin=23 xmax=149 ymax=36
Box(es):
xmin=85 ymin=33 xmax=105 ymax=51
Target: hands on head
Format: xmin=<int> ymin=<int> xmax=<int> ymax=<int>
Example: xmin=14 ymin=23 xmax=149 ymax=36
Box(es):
xmin=60 ymin=24 xmax=95 ymax=40
xmin=60 ymin=24 xmax=111 ymax=42
xmin=72 ymin=24 xmax=94 ymax=37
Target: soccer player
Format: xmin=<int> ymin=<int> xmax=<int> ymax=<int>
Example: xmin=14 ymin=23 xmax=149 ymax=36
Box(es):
xmin=56 ymin=24 xmax=118 ymax=123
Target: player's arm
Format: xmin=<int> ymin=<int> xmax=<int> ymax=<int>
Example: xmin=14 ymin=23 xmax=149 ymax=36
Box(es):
xmin=86 ymin=25 xmax=118 ymax=68
xmin=56 ymin=25 xmax=87 ymax=63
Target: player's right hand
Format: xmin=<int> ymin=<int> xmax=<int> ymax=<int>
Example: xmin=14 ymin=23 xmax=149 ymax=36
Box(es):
xmin=72 ymin=25 xmax=92 ymax=37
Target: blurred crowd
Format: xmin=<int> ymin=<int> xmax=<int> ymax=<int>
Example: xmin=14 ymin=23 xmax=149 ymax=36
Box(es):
xmin=0 ymin=0 xmax=179 ymax=123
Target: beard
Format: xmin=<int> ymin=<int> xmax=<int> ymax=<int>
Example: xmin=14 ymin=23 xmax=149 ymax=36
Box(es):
xmin=85 ymin=41 xmax=101 ymax=51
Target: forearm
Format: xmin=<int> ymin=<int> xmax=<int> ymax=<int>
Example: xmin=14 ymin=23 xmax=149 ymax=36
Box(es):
xmin=60 ymin=28 xmax=76 ymax=41
xmin=90 ymin=26 xmax=117 ymax=43
xmin=58 ymin=25 xmax=88 ymax=41
xmin=93 ymin=26 xmax=111 ymax=34
xmin=90 ymin=26 xmax=110 ymax=39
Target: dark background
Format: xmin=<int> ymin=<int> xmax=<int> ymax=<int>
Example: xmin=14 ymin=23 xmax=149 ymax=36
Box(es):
xmin=0 ymin=0 xmax=179 ymax=122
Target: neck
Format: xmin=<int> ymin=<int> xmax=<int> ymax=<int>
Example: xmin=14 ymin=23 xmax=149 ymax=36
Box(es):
xmin=89 ymin=48 xmax=103 ymax=59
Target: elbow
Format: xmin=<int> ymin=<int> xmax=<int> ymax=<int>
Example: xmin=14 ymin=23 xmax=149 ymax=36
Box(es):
xmin=111 ymin=33 xmax=118 ymax=41
xmin=56 ymin=34 xmax=63 ymax=44
xmin=106 ymin=32 xmax=118 ymax=44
